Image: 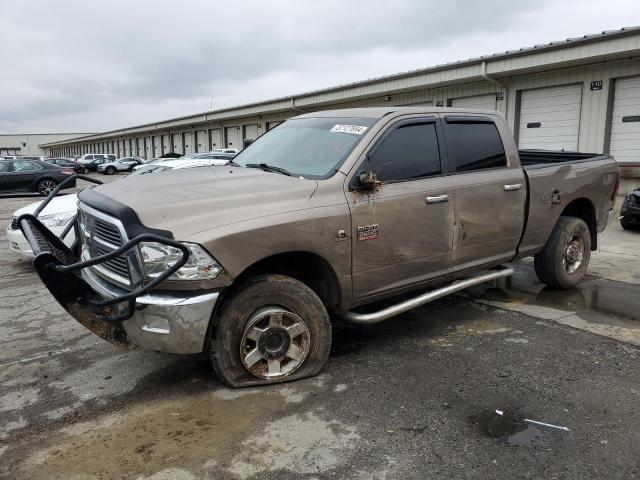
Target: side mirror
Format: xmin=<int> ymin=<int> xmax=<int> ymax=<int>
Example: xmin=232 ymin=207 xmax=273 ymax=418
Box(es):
xmin=243 ymin=138 xmax=254 ymax=148
xmin=358 ymin=171 xmax=382 ymax=190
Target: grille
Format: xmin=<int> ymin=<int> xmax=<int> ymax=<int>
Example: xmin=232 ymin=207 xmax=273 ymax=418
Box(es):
xmin=78 ymin=205 xmax=132 ymax=285
xmin=95 ymin=245 xmax=130 ymax=278
xmin=629 ymin=194 xmax=639 ymax=207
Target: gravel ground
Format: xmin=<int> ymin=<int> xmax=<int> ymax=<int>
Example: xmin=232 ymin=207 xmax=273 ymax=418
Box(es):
xmin=1 ymin=178 xmax=639 ymax=479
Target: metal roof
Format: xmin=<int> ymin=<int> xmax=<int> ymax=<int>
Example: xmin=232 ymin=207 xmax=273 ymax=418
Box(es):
xmin=40 ymin=26 xmax=640 ymax=147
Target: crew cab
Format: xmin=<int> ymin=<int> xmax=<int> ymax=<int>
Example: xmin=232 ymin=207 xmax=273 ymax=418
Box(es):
xmin=18 ymin=107 xmax=619 ymax=388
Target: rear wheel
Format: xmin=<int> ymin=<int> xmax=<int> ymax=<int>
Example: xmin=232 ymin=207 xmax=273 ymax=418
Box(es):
xmin=534 ymin=216 xmax=591 ymax=289
xmin=37 ymin=178 xmax=57 ymax=196
xmin=210 ymin=274 xmax=332 ymax=388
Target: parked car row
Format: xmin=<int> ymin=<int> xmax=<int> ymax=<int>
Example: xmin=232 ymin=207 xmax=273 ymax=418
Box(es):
xmin=5 ymin=152 xmax=236 ymax=258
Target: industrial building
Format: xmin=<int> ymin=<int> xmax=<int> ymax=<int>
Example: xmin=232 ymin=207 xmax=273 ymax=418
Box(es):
xmin=1 ymin=133 xmax=93 ymax=156
xmin=41 ymin=28 xmax=640 ymax=185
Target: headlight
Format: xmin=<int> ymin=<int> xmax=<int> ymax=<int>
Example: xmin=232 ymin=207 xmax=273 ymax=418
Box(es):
xmin=39 ymin=211 xmax=76 ymax=228
xmin=140 ymin=241 xmax=223 ymax=281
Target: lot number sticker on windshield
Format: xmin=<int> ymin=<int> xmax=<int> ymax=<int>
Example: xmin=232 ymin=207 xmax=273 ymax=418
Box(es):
xmin=330 ymin=124 xmax=368 ymax=135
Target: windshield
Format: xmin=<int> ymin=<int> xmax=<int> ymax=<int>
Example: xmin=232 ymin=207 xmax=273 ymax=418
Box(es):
xmin=233 ymin=117 xmax=378 ymax=179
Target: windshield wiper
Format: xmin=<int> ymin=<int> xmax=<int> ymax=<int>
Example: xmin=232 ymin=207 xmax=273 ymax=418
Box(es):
xmin=245 ymin=163 xmax=294 ymax=177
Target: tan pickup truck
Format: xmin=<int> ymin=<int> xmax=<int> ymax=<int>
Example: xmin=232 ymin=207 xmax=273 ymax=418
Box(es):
xmin=19 ymin=107 xmax=620 ymax=387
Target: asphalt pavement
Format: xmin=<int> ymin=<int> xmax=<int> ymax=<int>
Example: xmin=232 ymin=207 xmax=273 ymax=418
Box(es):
xmin=1 ymin=176 xmax=639 ymax=479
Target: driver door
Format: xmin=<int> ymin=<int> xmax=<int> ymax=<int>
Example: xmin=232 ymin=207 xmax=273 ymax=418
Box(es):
xmin=348 ymin=117 xmax=454 ymax=301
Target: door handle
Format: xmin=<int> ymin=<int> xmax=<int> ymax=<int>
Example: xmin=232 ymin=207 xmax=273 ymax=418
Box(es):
xmin=503 ymin=183 xmax=522 ymax=192
xmin=425 ymin=194 xmax=449 ymax=204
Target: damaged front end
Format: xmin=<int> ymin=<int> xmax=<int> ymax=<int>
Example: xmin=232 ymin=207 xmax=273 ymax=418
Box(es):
xmin=19 ymin=175 xmax=191 ymax=351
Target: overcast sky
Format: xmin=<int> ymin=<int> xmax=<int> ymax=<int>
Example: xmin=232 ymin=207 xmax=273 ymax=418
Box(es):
xmin=0 ymin=0 xmax=638 ymax=134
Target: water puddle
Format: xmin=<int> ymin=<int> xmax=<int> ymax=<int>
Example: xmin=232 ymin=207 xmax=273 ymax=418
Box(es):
xmin=467 ymin=264 xmax=640 ymax=327
xmin=470 ymin=410 xmax=569 ymax=448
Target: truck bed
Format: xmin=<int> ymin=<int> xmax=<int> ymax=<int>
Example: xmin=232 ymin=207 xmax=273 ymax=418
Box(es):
xmin=519 ymin=149 xmax=611 ymax=168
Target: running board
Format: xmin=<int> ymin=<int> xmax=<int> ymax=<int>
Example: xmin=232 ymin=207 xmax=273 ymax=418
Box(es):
xmin=343 ymin=267 xmax=514 ymax=324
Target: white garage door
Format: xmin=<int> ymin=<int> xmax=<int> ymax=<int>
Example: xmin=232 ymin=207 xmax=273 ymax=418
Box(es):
xmin=609 ymin=76 xmax=640 ymax=164
xmin=225 ymin=126 xmax=240 ymax=149
xmin=162 ymin=135 xmax=171 ymax=155
xmin=196 ymin=130 xmax=208 ymax=152
xmin=183 ymin=132 xmax=194 ymax=154
xmin=153 ymin=136 xmax=161 ymax=157
xmin=210 ymin=128 xmax=222 ymax=149
xmin=267 ymin=121 xmax=283 ymax=131
xmin=450 ymin=94 xmax=497 ymax=110
xmin=172 ymin=133 xmax=183 ymax=154
xmin=518 ymin=84 xmax=583 ymax=151
xmin=244 ymin=124 xmax=259 ymax=146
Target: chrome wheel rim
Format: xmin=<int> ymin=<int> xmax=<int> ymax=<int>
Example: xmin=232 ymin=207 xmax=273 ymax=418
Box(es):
xmin=39 ymin=180 xmax=56 ymax=195
xmin=563 ymin=235 xmax=585 ymax=274
xmin=240 ymin=306 xmax=310 ymax=379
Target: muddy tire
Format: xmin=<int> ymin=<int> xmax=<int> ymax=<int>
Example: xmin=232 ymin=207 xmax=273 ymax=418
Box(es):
xmin=210 ymin=274 xmax=332 ymax=388
xmin=534 ymin=216 xmax=591 ymax=289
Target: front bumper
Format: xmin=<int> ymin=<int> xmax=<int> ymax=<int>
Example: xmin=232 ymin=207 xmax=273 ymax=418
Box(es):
xmin=81 ymin=267 xmax=219 ymax=354
xmin=17 ymin=187 xmax=218 ymax=355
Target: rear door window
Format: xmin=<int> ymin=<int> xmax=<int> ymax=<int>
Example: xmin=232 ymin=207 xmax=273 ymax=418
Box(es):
xmin=13 ymin=160 xmax=40 ymax=172
xmin=442 ymin=119 xmax=507 ymax=172
xmin=363 ymin=122 xmax=441 ymax=182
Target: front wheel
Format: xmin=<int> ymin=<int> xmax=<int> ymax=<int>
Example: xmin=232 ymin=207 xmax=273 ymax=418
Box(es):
xmin=534 ymin=216 xmax=591 ymax=289
xmin=620 ymin=216 xmax=640 ymax=231
xmin=106 ymin=166 xmax=116 ymax=175
xmin=37 ymin=178 xmax=57 ymax=196
xmin=210 ymin=274 xmax=332 ymax=388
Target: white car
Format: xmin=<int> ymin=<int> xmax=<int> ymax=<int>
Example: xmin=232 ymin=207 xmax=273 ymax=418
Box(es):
xmin=97 ymin=157 xmax=142 ymax=174
xmin=7 ymin=194 xmax=78 ymax=258
xmin=131 ymin=157 xmax=232 ymax=175
xmin=210 ymin=148 xmax=238 ymax=155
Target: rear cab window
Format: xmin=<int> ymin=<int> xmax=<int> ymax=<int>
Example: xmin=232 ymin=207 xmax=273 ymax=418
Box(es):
xmin=442 ymin=117 xmax=507 ymax=173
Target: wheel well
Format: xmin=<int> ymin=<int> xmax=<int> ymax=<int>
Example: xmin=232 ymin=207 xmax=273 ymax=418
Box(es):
xmin=233 ymin=252 xmax=342 ymax=312
xmin=561 ymin=198 xmax=597 ymax=250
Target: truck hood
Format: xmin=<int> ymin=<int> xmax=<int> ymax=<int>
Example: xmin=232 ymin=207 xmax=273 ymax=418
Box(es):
xmin=83 ymin=166 xmax=318 ymax=238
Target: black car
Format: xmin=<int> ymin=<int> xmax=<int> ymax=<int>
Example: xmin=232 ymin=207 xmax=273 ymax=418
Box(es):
xmin=620 ymin=187 xmax=640 ymax=230
xmin=77 ymin=155 xmax=113 ymax=172
xmin=0 ymin=159 xmax=76 ymax=195
xmin=45 ymin=157 xmax=88 ymax=174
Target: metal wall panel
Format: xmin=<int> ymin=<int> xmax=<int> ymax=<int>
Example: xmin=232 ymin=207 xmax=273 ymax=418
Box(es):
xmin=450 ymin=94 xmax=497 ymax=110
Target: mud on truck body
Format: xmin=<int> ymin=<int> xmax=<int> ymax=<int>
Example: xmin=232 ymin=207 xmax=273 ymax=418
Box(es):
xmin=19 ymin=107 xmax=620 ymax=387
